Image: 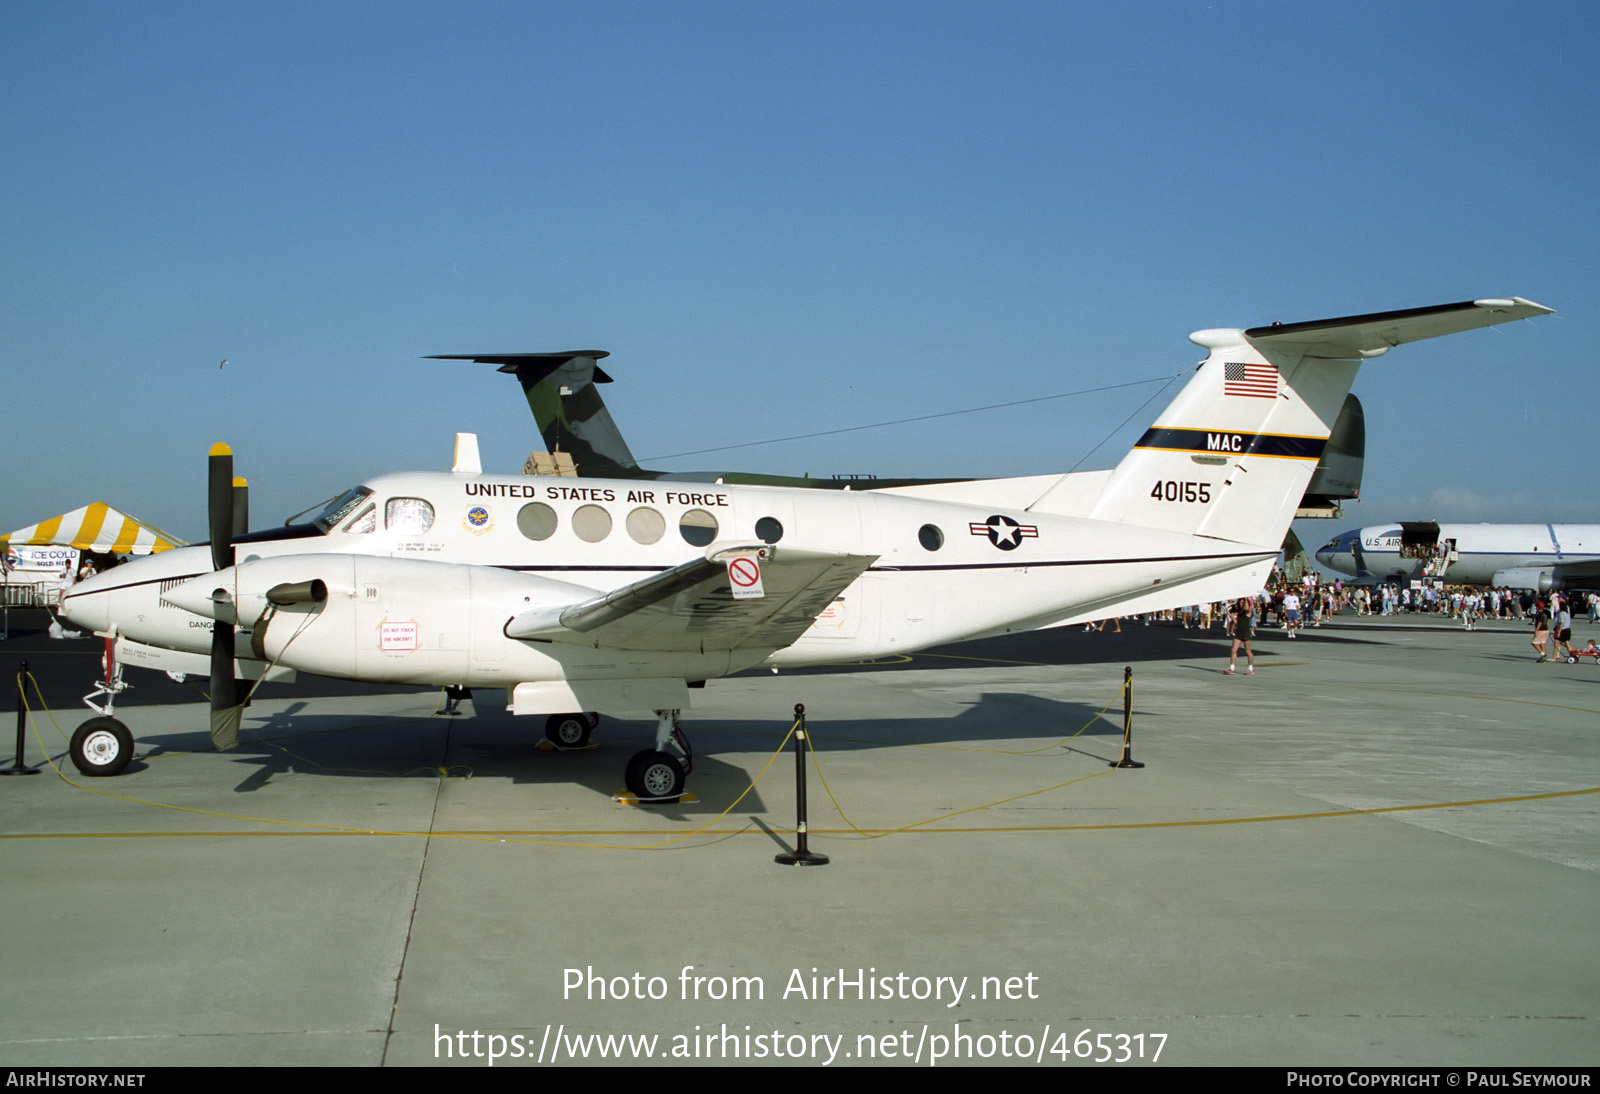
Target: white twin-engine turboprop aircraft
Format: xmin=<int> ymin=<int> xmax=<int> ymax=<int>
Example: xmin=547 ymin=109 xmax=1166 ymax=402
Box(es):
xmin=60 ymin=298 xmax=1552 ymax=799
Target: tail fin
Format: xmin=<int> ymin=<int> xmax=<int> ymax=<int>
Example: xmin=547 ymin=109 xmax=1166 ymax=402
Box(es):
xmin=1046 ymin=298 xmax=1552 ymax=544
xmin=426 ymin=351 xmax=642 ymax=476
xmin=1299 ymin=393 xmax=1364 ymax=516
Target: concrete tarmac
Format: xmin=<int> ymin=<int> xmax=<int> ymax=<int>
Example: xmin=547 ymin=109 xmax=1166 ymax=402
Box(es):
xmin=1 ymin=609 xmax=1596 ymax=1067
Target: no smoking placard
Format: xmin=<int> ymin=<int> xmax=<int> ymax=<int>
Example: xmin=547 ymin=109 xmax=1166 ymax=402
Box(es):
xmin=727 ymin=556 xmax=764 ymax=599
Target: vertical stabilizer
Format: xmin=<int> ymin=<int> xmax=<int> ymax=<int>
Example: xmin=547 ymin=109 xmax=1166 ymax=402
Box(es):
xmin=1036 ymin=298 xmax=1552 ymax=548
xmin=426 ymin=351 xmax=640 ymax=476
xmin=1300 ymin=393 xmax=1364 ymax=515
xmin=1075 ymin=328 xmax=1357 ymax=544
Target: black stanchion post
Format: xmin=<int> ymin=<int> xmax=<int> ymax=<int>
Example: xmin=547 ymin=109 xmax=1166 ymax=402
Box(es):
xmin=775 ymin=703 xmax=829 ymax=866
xmin=1109 ymin=664 xmax=1144 ymax=769
xmin=3 ymin=660 xmax=40 ymax=776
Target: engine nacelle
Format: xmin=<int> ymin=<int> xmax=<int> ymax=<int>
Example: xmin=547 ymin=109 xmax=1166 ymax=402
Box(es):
xmin=220 ymin=554 xmax=601 ymax=685
xmin=1492 ymin=567 xmax=1554 ymax=594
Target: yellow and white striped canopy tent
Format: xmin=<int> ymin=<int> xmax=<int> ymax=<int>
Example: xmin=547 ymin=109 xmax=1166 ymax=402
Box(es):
xmin=3 ymin=502 xmax=187 ymax=556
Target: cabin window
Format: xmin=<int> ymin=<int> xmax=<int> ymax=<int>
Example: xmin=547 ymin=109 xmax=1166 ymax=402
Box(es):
xmin=756 ymin=517 xmax=784 ymax=544
xmin=572 ymin=504 xmax=613 ymax=543
xmin=517 ymin=502 xmax=558 ymax=541
xmin=385 ymin=497 xmax=435 ymax=535
xmin=626 ymin=507 xmax=666 ymax=545
xmin=918 ymin=524 xmax=944 ymax=551
xmin=679 ymin=509 xmax=718 ymax=547
xmin=344 ymin=504 xmax=376 ymax=534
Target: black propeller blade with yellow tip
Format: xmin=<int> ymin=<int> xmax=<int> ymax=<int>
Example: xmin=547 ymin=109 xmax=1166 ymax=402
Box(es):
xmin=207 ymin=443 xmax=247 ymax=751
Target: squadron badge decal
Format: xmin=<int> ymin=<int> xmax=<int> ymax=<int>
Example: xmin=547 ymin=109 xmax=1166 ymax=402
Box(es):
xmin=969 ymin=514 xmax=1038 ymax=551
xmin=463 ymin=505 xmax=495 ymax=536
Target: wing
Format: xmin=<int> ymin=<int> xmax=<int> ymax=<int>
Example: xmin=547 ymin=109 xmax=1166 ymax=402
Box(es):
xmin=1553 ymin=559 xmax=1600 ymax=586
xmin=505 ymin=544 xmax=877 ymax=652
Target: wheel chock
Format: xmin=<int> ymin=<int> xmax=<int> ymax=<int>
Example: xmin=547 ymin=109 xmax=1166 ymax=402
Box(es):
xmin=613 ymin=790 xmax=699 ymax=806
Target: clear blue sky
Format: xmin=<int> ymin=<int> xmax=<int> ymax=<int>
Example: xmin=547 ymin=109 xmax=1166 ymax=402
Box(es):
xmin=3 ymin=0 xmax=1594 ymax=543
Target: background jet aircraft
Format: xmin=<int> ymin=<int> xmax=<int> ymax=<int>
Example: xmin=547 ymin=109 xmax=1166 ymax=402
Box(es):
xmin=1316 ymin=522 xmax=1600 ymax=592
xmin=426 ymin=351 xmax=949 ymax=488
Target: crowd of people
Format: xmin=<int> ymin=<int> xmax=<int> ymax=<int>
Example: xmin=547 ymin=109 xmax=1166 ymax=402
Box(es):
xmin=1082 ymin=571 xmax=1598 ymax=671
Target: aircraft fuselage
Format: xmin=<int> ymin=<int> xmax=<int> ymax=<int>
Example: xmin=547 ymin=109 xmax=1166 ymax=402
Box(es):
xmin=1315 ymin=523 xmax=1600 ymax=590
xmin=63 ymin=469 xmax=1269 ymax=692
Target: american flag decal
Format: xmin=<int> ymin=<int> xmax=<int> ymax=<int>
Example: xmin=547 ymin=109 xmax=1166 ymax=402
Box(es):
xmin=1224 ymin=360 xmax=1278 ymax=399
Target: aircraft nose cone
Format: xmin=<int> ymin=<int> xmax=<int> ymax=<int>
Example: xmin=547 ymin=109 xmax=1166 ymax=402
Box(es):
xmin=59 ymin=576 xmax=112 ymax=634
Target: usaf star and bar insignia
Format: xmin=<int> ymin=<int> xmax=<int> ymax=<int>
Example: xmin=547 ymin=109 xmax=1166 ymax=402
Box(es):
xmin=969 ymin=514 xmax=1039 ymax=551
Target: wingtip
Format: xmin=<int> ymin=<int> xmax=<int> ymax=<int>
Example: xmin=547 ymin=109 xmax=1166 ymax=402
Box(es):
xmin=1475 ymin=297 xmax=1555 ymax=317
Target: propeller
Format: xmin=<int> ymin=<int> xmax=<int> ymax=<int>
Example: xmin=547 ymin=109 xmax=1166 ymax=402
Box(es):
xmin=208 ymin=443 xmax=246 ymax=751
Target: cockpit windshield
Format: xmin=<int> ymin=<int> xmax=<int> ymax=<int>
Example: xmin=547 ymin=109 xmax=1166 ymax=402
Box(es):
xmin=312 ymin=486 xmax=374 ymax=533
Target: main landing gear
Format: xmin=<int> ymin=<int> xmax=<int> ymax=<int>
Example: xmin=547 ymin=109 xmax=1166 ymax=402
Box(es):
xmin=544 ymin=711 xmax=598 ymax=748
xmin=541 ymin=709 xmax=693 ymax=801
xmin=624 ymin=709 xmax=693 ymax=802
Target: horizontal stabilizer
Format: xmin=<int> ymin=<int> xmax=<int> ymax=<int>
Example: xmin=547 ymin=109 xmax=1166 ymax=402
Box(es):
xmin=426 ymin=351 xmax=614 ymax=385
xmin=1236 ymin=297 xmax=1553 ymax=359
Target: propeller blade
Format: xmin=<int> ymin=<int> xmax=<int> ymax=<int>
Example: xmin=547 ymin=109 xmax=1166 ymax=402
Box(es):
xmin=209 ymin=618 xmax=243 ymax=751
xmin=207 ymin=443 xmax=244 ymax=751
xmin=208 ymin=443 xmax=234 ymax=574
xmin=232 ymin=476 xmax=249 ymax=538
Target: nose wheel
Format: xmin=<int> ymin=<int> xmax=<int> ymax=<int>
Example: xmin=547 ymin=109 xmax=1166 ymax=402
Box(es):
xmin=69 ymin=716 xmax=134 ymax=777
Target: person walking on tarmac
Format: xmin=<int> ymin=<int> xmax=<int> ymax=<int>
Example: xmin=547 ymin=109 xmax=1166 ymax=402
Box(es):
xmin=1552 ymin=596 xmax=1575 ymax=662
xmin=1532 ymin=599 xmax=1553 ymax=662
xmin=1224 ymin=598 xmax=1256 ymax=675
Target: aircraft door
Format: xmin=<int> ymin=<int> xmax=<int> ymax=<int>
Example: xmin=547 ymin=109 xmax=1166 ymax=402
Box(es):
xmin=1398 ymin=522 xmax=1442 ymax=561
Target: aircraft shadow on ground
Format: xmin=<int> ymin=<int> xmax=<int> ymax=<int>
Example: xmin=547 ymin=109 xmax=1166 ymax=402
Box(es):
xmin=93 ymin=690 xmax=1134 ymax=814
xmin=765 ymin=623 xmax=1389 ymax=677
xmin=5 ymin=619 xmax=1400 ymax=719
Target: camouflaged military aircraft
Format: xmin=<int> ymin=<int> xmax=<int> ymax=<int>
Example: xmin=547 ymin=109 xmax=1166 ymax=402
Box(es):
xmin=428 ymin=349 xmax=962 ymax=488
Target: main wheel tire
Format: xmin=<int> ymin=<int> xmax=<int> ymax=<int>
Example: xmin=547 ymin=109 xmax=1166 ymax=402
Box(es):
xmin=70 ymin=717 xmax=134 ymax=777
xmin=625 ymin=749 xmax=685 ymax=800
xmin=545 ymin=713 xmax=593 ymax=748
